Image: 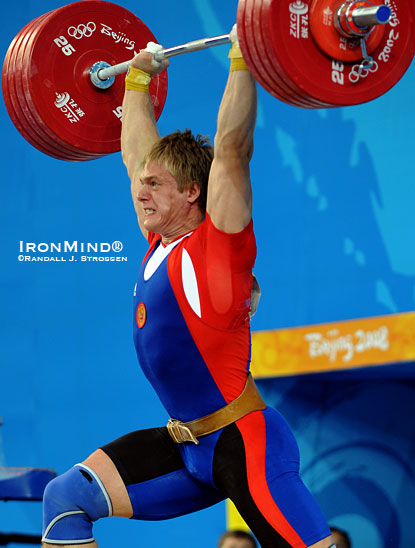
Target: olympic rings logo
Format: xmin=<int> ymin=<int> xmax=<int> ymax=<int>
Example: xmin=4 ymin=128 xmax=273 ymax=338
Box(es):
xmin=349 ymin=60 xmax=379 ymax=84
xmin=67 ymin=22 xmax=96 ymax=40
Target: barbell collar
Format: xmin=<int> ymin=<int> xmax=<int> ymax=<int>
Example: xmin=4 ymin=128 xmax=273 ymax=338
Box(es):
xmin=94 ymin=33 xmax=231 ymax=86
xmin=89 ymin=61 xmax=115 ymax=90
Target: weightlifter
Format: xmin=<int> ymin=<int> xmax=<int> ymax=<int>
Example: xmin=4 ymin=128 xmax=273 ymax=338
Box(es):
xmin=41 ymin=29 xmax=334 ymax=548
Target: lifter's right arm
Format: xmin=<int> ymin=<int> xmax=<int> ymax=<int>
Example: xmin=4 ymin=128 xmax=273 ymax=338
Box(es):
xmin=121 ymin=49 xmax=169 ymax=236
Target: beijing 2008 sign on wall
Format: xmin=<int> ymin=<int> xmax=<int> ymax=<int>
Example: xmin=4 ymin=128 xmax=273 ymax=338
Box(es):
xmin=251 ymin=312 xmax=415 ymax=377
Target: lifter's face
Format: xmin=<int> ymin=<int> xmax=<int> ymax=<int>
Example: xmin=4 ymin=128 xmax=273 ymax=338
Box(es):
xmin=138 ymin=161 xmax=197 ymax=242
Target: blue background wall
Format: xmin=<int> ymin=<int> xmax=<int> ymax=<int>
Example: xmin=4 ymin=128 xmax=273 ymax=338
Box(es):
xmin=1 ymin=1 xmax=415 ymax=547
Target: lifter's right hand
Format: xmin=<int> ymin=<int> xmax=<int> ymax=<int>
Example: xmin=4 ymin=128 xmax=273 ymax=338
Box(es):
xmin=130 ymin=42 xmax=169 ymax=76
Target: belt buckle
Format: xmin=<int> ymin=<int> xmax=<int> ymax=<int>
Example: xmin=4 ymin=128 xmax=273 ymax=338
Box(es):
xmin=167 ymin=419 xmax=199 ymax=445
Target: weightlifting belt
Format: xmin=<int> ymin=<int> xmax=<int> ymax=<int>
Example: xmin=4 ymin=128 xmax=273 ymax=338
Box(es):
xmin=166 ymin=374 xmax=266 ymax=445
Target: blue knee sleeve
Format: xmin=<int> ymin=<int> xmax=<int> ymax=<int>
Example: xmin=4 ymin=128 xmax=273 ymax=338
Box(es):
xmin=42 ymin=463 xmax=112 ymax=545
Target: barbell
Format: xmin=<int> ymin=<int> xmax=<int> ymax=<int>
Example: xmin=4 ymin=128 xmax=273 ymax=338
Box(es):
xmin=2 ymin=0 xmax=414 ymax=161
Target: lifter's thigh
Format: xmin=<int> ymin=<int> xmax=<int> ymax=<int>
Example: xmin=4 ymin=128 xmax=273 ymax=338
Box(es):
xmin=212 ymin=409 xmax=332 ymax=548
xmin=100 ymin=427 xmax=225 ymax=520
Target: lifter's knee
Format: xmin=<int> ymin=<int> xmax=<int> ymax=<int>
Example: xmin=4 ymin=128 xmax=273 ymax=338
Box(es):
xmin=42 ymin=463 xmax=112 ymax=545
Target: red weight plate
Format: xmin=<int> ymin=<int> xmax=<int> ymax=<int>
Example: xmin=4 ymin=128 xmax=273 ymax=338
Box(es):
xmin=17 ymin=4 xmax=122 ymax=159
xmin=9 ymin=13 xmax=95 ymax=161
xmin=236 ymin=0 xmax=284 ymax=100
xmin=255 ymin=0 xmax=332 ymax=108
xmin=14 ymin=12 xmax=99 ymax=160
xmin=240 ymin=0 xmax=308 ymax=107
xmin=239 ymin=0 xmax=315 ymax=108
xmin=263 ymin=0 xmax=415 ymax=106
xmin=24 ymin=0 xmax=168 ymax=155
xmin=309 ymin=0 xmax=386 ymax=62
xmin=2 ymin=16 xmax=72 ymax=160
xmin=4 ymin=11 xmax=90 ymax=160
xmin=21 ymin=19 xmax=102 ymax=160
xmin=11 ymin=30 xmax=92 ymax=160
xmin=240 ymin=0 xmax=314 ymax=107
xmin=245 ymin=0 xmax=319 ymax=108
xmin=255 ymin=0 xmax=331 ymax=108
xmin=246 ymin=0 xmax=314 ymax=108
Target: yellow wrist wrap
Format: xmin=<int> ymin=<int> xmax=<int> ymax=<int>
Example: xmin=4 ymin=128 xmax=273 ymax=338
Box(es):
xmin=228 ymin=43 xmax=248 ymax=71
xmin=230 ymin=57 xmax=249 ymax=71
xmin=125 ymin=66 xmax=151 ymax=92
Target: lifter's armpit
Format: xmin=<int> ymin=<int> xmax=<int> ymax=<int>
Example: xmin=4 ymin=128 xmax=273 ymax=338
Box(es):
xmin=82 ymin=449 xmax=133 ymax=518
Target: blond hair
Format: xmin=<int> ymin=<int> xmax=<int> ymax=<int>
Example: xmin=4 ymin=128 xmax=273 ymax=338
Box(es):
xmin=143 ymin=129 xmax=213 ymax=213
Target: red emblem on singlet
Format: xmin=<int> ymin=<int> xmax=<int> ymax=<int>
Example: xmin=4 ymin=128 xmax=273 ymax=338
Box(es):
xmin=136 ymin=302 xmax=146 ymax=328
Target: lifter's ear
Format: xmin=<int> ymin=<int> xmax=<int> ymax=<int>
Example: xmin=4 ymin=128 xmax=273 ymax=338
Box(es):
xmin=186 ymin=181 xmax=201 ymax=204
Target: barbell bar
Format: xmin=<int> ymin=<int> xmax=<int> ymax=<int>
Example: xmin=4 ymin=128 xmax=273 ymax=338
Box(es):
xmin=91 ymin=3 xmax=391 ymax=89
xmin=91 ymin=34 xmax=232 ymax=88
xmin=2 ymin=0 xmax=414 ymax=162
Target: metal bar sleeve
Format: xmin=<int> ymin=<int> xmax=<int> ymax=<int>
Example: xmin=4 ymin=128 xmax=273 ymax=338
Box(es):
xmin=352 ymin=5 xmax=392 ymax=28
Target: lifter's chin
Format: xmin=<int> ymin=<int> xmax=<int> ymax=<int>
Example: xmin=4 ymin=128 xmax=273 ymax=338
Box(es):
xmin=143 ymin=215 xmax=160 ymax=234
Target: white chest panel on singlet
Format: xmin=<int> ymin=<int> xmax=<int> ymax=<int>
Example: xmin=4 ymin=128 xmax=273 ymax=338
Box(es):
xmin=143 ymin=234 xmax=191 ymax=281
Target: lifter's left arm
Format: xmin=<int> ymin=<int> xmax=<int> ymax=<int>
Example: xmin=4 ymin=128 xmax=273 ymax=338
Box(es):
xmin=207 ymin=37 xmax=257 ymax=234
